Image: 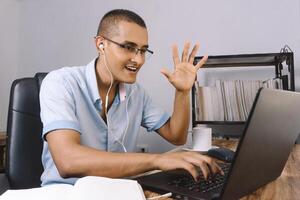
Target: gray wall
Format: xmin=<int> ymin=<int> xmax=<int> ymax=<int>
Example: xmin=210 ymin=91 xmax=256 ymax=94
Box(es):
xmin=1 ymin=0 xmax=300 ymax=151
xmin=0 ymin=0 xmax=20 ymax=133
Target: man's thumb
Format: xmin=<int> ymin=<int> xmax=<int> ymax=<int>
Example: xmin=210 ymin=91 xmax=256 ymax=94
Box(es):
xmin=160 ymin=68 xmax=171 ymax=79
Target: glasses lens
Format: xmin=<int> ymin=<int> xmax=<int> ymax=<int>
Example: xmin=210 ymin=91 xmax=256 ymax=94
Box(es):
xmin=123 ymin=45 xmax=137 ymax=54
xmin=120 ymin=43 xmax=153 ymax=60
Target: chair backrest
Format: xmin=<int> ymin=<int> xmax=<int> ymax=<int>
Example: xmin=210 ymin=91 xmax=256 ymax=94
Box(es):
xmin=6 ymin=73 xmax=47 ymax=189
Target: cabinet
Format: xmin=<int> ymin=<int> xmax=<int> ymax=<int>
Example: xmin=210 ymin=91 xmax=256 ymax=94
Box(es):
xmin=192 ymin=52 xmax=295 ymax=137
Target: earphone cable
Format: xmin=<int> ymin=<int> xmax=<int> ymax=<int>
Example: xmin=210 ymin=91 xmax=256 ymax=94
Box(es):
xmin=121 ymin=85 xmax=136 ymax=150
xmin=103 ymin=53 xmax=113 ymax=116
xmin=102 ymin=50 xmax=129 ymax=152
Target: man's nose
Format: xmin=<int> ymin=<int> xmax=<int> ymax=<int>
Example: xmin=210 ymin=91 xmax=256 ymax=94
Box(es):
xmin=131 ymin=52 xmax=145 ymax=65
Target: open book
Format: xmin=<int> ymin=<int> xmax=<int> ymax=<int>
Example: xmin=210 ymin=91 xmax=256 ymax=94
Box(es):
xmin=0 ymin=176 xmax=146 ymax=200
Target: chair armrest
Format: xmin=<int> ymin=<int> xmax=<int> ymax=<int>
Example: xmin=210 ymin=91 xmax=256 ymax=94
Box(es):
xmin=0 ymin=173 xmax=10 ymax=195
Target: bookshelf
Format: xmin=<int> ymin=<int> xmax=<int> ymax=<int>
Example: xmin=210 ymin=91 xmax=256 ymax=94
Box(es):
xmin=192 ymin=52 xmax=295 ymax=136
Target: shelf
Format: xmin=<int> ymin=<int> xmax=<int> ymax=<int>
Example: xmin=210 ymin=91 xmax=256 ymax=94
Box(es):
xmin=195 ymin=121 xmax=246 ymax=125
xmin=192 ymin=52 xmax=295 ymax=133
xmin=194 ymin=53 xmax=293 ymax=68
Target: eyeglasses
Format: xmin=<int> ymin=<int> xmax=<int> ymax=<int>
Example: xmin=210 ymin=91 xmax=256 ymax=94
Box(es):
xmin=96 ymin=36 xmax=154 ymax=59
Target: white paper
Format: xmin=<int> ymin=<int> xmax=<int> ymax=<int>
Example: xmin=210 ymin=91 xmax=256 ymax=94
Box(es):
xmin=0 ymin=176 xmax=146 ymax=200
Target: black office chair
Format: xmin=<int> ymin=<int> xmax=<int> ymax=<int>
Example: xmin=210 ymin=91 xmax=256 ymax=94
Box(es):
xmin=0 ymin=73 xmax=47 ymax=194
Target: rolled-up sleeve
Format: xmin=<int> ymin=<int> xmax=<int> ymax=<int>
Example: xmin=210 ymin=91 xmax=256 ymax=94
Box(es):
xmin=40 ymin=72 xmax=82 ymax=140
xmin=141 ymin=90 xmax=170 ymax=132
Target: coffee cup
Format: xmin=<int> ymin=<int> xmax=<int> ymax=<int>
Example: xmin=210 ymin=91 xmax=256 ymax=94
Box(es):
xmin=192 ymin=127 xmax=212 ymax=152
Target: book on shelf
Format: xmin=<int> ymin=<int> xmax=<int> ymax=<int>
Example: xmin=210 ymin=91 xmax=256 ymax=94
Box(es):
xmin=0 ymin=176 xmax=146 ymax=200
xmin=195 ymin=78 xmax=282 ymax=122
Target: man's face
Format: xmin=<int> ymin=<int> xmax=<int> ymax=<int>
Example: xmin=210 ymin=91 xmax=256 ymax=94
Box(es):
xmin=103 ymin=21 xmax=149 ymax=84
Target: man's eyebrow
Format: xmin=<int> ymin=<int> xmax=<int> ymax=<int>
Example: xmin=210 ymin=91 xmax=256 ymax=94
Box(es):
xmin=123 ymin=40 xmax=149 ymax=48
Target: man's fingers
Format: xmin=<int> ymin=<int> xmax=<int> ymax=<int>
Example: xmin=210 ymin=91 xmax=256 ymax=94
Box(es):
xmin=172 ymin=45 xmax=180 ymax=67
xmin=182 ymin=163 xmax=199 ymax=182
xmin=183 ymin=154 xmax=210 ymax=180
xmin=198 ymin=162 xmax=210 ymax=180
xmin=181 ymin=42 xmax=190 ymax=63
xmin=208 ymin=161 xmax=221 ymax=174
xmin=188 ymin=44 xmax=200 ymax=64
xmin=160 ymin=68 xmax=172 ymax=80
xmin=202 ymin=157 xmax=224 ymax=175
xmin=195 ymin=55 xmax=208 ymax=70
xmin=214 ymin=163 xmax=224 ymax=175
xmin=183 ymin=153 xmax=225 ymax=180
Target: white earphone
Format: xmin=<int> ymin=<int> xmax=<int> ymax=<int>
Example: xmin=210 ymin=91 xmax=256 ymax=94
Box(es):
xmin=99 ymin=43 xmax=104 ymax=50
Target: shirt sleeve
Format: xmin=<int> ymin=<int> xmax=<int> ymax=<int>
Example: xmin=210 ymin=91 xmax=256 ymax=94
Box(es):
xmin=40 ymin=71 xmax=82 ymax=140
xmin=141 ymin=89 xmax=170 ymax=132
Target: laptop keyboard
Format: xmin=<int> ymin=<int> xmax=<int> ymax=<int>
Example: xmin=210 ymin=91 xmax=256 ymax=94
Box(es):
xmin=167 ymin=163 xmax=230 ymax=193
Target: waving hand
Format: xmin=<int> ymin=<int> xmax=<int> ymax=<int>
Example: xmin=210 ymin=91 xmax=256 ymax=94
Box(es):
xmin=160 ymin=42 xmax=208 ymax=92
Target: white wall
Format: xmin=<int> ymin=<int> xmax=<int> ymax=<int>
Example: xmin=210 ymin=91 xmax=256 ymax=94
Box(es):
xmin=0 ymin=0 xmax=20 ymax=132
xmin=1 ymin=0 xmax=300 ymax=151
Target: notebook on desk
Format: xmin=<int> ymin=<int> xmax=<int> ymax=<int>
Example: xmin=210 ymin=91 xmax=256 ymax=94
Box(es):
xmin=136 ymin=88 xmax=300 ymax=200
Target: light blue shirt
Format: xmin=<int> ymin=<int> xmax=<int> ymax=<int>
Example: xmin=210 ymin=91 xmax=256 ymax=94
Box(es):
xmin=40 ymin=59 xmax=170 ymax=186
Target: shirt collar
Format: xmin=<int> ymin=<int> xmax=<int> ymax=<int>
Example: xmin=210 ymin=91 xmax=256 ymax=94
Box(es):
xmin=85 ymin=58 xmax=127 ymax=105
xmin=85 ymin=58 xmax=100 ymax=104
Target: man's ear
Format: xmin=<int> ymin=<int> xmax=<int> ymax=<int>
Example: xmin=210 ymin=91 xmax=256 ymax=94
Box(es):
xmin=94 ymin=36 xmax=105 ymax=53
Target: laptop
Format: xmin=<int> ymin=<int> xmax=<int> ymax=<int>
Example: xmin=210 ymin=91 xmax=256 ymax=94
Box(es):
xmin=136 ymin=88 xmax=300 ymax=200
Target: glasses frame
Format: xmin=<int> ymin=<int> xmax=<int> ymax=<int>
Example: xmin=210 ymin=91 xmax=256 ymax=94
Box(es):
xmin=95 ymin=36 xmax=154 ymax=58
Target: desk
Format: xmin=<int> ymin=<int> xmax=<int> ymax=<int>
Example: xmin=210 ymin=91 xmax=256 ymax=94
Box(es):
xmin=0 ymin=132 xmax=6 ymax=172
xmin=145 ymin=139 xmax=300 ymax=200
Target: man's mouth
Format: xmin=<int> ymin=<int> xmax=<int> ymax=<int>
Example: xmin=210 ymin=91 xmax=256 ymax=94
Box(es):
xmin=125 ymin=65 xmax=138 ymax=72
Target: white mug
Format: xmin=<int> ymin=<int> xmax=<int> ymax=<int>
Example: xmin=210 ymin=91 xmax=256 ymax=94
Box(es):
xmin=192 ymin=127 xmax=212 ymax=151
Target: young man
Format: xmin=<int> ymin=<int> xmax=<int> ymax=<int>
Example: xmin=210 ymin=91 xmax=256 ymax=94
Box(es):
xmin=40 ymin=9 xmax=223 ymax=186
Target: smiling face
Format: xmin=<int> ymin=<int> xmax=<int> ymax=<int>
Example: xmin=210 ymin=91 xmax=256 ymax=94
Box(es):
xmin=98 ymin=21 xmax=149 ymax=84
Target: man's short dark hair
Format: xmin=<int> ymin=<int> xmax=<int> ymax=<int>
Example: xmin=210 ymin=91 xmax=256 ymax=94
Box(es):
xmin=97 ymin=9 xmax=146 ymax=37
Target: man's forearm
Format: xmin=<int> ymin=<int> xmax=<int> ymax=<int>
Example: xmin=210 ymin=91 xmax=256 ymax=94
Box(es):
xmin=47 ymin=129 xmax=222 ymax=183
xmin=55 ymin=142 xmax=223 ymax=183
xmin=58 ymin=144 xmax=159 ymax=178
xmin=168 ymin=90 xmax=190 ymax=144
